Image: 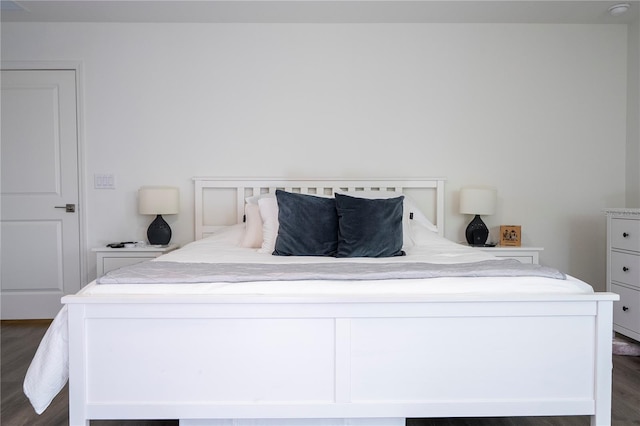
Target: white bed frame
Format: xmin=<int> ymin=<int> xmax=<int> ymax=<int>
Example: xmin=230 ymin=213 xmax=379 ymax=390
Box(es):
xmin=64 ymin=178 xmax=617 ymax=426
xmin=193 ymin=177 xmax=446 ymax=240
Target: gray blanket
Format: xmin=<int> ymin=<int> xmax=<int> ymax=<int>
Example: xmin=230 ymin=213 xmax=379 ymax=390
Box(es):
xmin=97 ymin=259 xmax=566 ymax=284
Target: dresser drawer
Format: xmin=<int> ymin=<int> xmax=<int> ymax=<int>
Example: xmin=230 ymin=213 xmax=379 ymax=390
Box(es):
xmin=103 ymin=256 xmax=156 ymax=275
xmin=611 ymin=218 xmax=640 ymax=251
xmin=611 ymin=251 xmax=640 ymax=288
xmin=611 ymin=284 xmax=640 ymax=333
xmin=93 ymin=244 xmax=179 ymax=278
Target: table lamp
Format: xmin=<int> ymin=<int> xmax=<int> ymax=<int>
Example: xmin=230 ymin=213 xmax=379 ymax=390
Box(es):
xmin=138 ymin=186 xmax=179 ymax=245
xmin=459 ymin=186 xmax=497 ymax=246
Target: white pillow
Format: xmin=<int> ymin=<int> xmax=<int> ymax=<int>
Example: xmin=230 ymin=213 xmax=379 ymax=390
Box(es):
xmin=240 ymin=203 xmax=263 ymax=248
xmin=257 ymin=196 xmax=279 ymax=253
xmin=245 ymin=193 xmax=274 ymax=205
xmin=404 ymin=196 xmax=438 ymax=233
xmin=409 ymin=218 xmax=443 ymax=245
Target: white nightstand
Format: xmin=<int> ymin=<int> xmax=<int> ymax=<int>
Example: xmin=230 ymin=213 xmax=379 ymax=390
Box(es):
xmin=93 ymin=244 xmax=179 ymax=277
xmin=476 ymin=246 xmax=543 ymax=265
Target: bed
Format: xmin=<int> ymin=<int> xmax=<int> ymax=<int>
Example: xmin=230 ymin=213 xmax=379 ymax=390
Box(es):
xmin=24 ymin=177 xmax=618 ymax=426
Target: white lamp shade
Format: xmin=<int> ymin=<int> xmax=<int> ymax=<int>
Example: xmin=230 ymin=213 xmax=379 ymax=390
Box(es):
xmin=138 ymin=186 xmax=180 ymax=215
xmin=459 ymin=186 xmax=497 ymax=216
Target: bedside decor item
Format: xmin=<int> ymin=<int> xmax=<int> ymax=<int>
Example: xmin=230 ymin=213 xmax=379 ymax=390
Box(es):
xmin=459 ymin=186 xmax=497 ymax=246
xmin=138 ymin=186 xmax=179 ymax=245
xmin=500 ymin=225 xmax=522 ymax=247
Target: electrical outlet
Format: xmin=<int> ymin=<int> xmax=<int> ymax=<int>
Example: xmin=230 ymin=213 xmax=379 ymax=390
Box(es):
xmin=94 ymin=173 xmax=115 ymax=189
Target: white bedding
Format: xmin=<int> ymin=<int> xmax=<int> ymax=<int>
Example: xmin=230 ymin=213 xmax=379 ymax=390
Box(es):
xmin=24 ymin=223 xmax=594 ymax=415
xmin=85 ymin=224 xmax=592 ymax=296
xmin=158 ymin=223 xmax=498 ymax=265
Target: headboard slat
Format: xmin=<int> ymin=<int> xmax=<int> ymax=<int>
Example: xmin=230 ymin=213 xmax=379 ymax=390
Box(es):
xmin=193 ymin=177 xmax=446 ymax=240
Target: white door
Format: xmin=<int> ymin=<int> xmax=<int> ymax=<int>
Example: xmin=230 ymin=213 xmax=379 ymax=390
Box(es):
xmin=1 ymin=69 xmax=81 ymax=319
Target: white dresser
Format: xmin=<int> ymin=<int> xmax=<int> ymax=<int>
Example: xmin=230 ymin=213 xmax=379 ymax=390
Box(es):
xmin=605 ymin=209 xmax=640 ymax=341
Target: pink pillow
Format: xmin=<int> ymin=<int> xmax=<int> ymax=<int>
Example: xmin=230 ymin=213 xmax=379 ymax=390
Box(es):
xmin=240 ymin=203 xmax=263 ymax=248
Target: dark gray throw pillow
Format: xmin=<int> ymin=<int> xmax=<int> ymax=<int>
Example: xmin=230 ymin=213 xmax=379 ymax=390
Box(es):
xmin=335 ymin=193 xmax=405 ymax=258
xmin=273 ymin=190 xmax=338 ymax=256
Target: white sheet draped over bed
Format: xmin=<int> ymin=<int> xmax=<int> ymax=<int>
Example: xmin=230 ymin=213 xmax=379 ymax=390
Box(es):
xmin=90 ymin=224 xmax=592 ymax=295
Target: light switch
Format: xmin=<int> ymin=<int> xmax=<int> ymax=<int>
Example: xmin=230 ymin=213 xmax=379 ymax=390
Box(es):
xmin=94 ymin=173 xmax=116 ymax=189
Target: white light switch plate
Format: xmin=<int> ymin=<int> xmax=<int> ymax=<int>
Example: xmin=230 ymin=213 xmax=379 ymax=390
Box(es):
xmin=94 ymin=173 xmax=115 ymax=189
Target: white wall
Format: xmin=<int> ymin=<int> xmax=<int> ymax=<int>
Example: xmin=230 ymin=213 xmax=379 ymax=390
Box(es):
xmin=627 ymin=20 xmax=640 ymax=207
xmin=1 ymin=22 xmax=628 ymax=290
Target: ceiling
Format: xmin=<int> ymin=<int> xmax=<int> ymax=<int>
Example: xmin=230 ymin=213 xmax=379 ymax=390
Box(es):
xmin=1 ymin=0 xmax=638 ymax=24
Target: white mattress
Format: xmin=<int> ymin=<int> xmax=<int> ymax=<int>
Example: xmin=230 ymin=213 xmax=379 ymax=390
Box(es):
xmin=82 ymin=224 xmax=593 ymax=297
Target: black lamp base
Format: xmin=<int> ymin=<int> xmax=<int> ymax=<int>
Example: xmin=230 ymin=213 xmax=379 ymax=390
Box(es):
xmin=147 ymin=214 xmax=172 ymax=245
xmin=465 ymin=214 xmax=489 ymax=246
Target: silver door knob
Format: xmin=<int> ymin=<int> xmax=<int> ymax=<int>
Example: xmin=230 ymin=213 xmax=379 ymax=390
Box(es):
xmin=54 ymin=203 xmax=76 ymax=213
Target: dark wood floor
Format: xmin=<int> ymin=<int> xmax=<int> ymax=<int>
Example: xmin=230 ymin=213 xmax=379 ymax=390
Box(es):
xmin=2 ymin=320 xmax=639 ymax=426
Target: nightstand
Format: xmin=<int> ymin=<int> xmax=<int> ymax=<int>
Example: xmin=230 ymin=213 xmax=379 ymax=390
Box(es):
xmin=93 ymin=244 xmax=179 ymax=277
xmin=476 ymin=246 xmax=543 ymax=265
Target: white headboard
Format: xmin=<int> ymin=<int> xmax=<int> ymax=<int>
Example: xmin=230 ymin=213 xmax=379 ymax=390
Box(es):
xmin=193 ymin=177 xmax=446 ymax=240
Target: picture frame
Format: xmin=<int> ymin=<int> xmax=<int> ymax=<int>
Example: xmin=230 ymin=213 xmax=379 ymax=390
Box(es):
xmin=500 ymin=225 xmax=521 ymax=246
